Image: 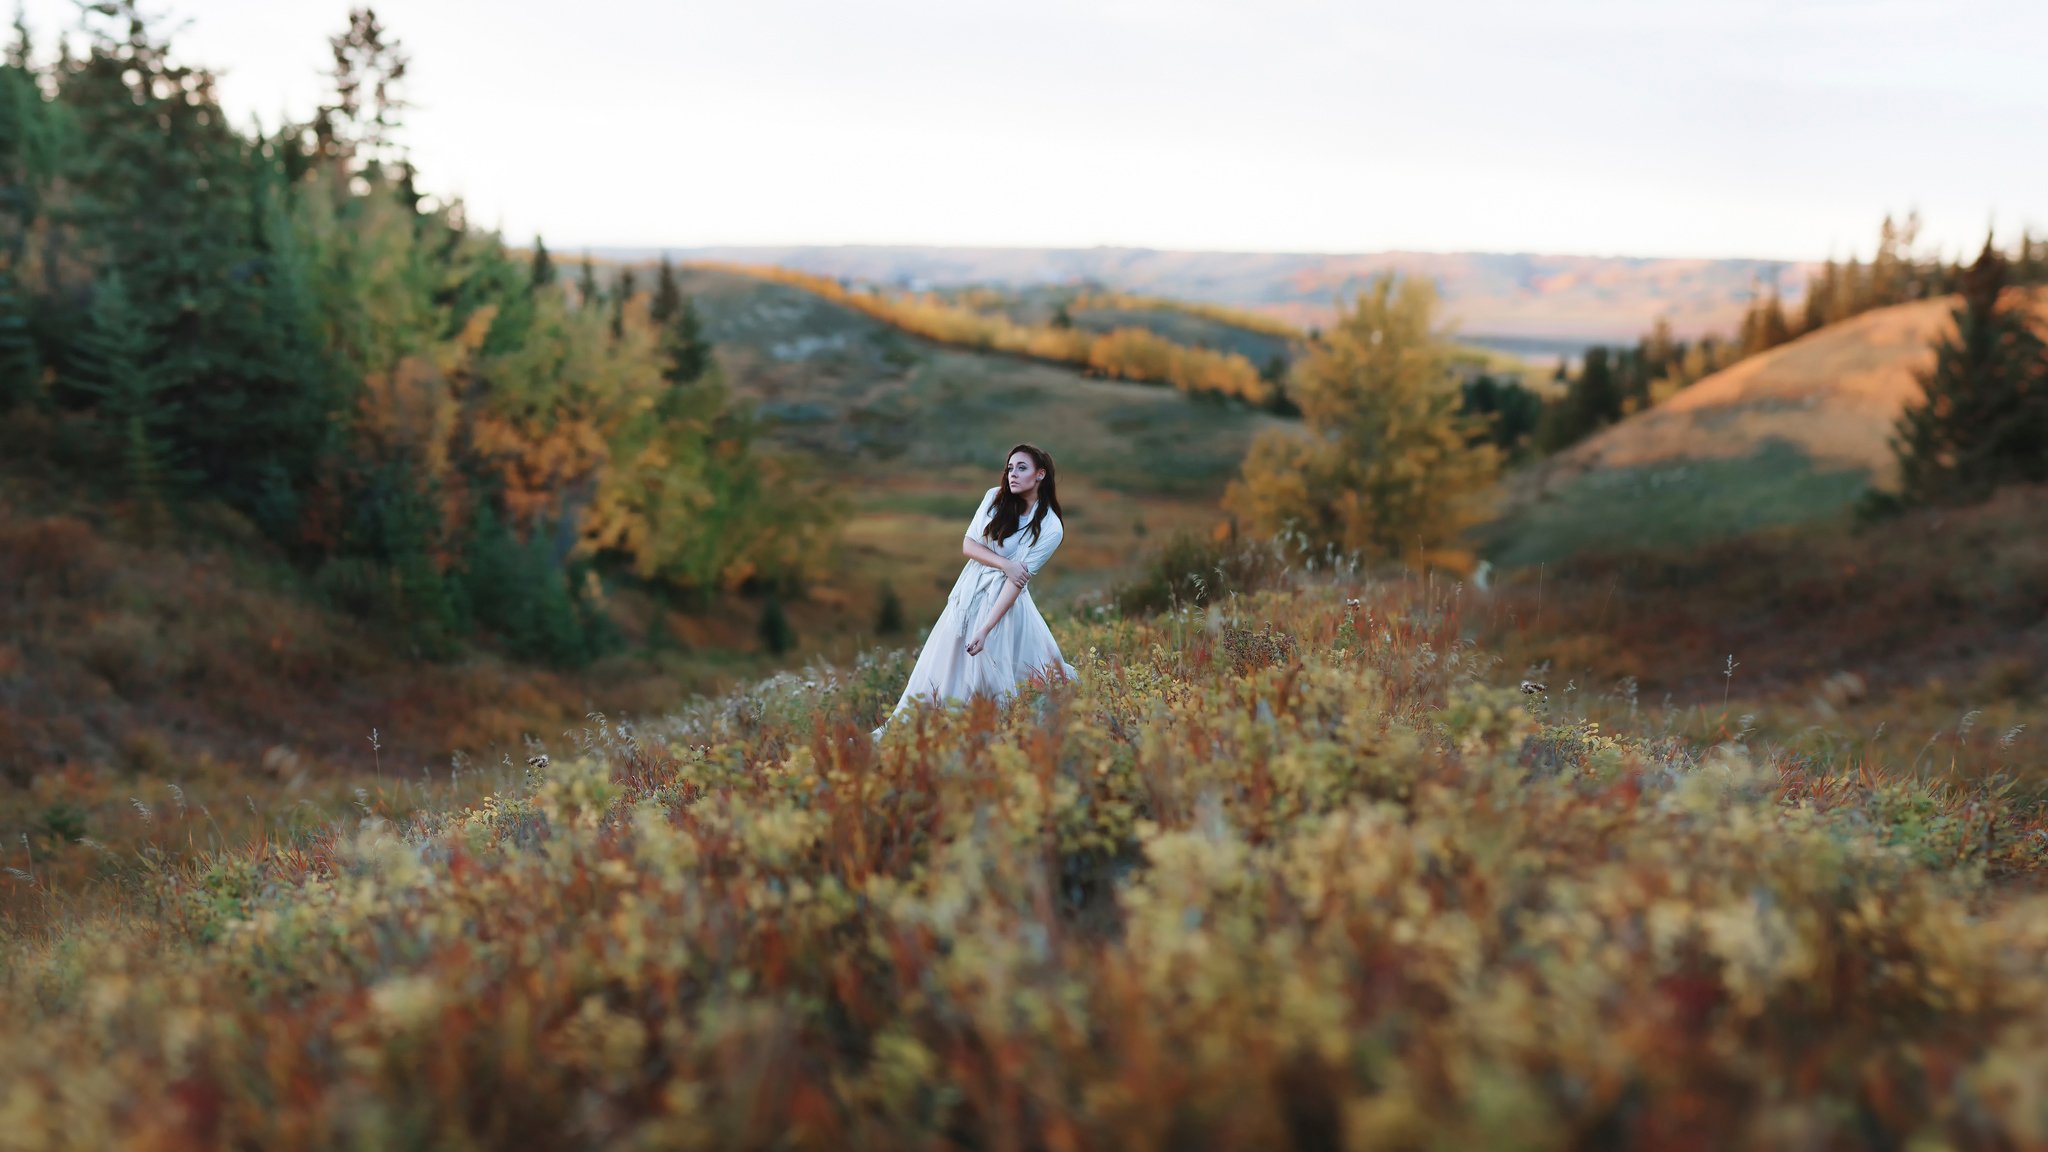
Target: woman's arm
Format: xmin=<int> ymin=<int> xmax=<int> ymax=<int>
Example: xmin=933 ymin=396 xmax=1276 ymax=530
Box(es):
xmin=965 ymin=579 xmax=1024 ymax=656
xmin=963 ymin=538 xmax=1030 ymax=587
xmin=959 ymin=487 xmax=1029 ymax=587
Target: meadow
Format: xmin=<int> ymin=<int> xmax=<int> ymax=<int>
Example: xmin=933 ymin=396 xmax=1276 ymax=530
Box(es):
xmin=5 ymin=550 xmax=2047 ymax=1149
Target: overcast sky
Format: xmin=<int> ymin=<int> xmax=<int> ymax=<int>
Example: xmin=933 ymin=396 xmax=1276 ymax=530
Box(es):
xmin=19 ymin=0 xmax=2048 ymax=261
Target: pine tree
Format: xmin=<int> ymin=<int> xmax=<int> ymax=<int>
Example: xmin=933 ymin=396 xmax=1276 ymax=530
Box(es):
xmin=528 ymin=235 xmax=554 ymax=291
xmin=1878 ymin=235 xmax=2048 ymax=509
xmin=577 ymin=253 xmax=599 ymax=310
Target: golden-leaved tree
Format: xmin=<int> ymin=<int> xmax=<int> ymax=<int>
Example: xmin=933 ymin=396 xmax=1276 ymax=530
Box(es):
xmin=1225 ymin=274 xmax=1498 ymax=563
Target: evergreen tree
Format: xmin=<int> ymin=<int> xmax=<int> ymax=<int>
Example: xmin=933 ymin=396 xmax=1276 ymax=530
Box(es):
xmin=1459 ymin=373 xmax=1542 ymax=454
xmin=459 ymin=504 xmax=602 ymax=665
xmin=62 ymin=3 xmax=334 ymax=514
xmin=528 ymin=235 xmax=554 ymax=291
xmin=645 ymin=259 xmax=709 ymax=393
xmin=70 ymin=270 xmax=181 ymax=498
xmin=660 ymin=292 xmax=709 ymax=390
xmin=1574 ymin=345 xmax=1623 ymax=427
xmin=577 ymin=252 xmax=599 ymax=310
xmin=1877 ymin=236 xmax=2048 ymax=509
xmin=651 ymin=255 xmax=682 ymax=324
xmin=7 ymin=7 xmax=28 ymax=71
xmin=313 ymin=6 xmax=409 ymax=178
xmin=0 ymin=261 xmax=35 ymax=408
xmin=611 ymin=266 xmax=636 ymax=339
xmin=1803 ymin=261 xmax=1834 ymax=333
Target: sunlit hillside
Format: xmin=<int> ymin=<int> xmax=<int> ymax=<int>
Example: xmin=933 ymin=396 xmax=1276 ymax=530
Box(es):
xmin=1480 ymin=290 xmax=2048 ymax=567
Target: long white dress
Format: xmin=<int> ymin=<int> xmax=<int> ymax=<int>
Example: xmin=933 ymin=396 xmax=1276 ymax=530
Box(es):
xmin=879 ymin=486 xmax=1077 ymax=727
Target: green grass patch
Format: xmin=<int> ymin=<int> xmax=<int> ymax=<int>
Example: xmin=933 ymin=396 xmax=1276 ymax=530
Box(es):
xmin=1482 ymin=438 xmax=1875 ymax=568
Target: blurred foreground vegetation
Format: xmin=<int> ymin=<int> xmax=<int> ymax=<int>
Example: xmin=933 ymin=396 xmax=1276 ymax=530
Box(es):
xmin=5 ymin=556 xmax=2047 ymax=1148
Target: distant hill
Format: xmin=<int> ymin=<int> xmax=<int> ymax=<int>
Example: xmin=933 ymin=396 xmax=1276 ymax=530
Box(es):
xmin=593 ymin=244 xmax=1816 ymax=346
xmin=1480 ymin=290 xmax=2048 ymax=567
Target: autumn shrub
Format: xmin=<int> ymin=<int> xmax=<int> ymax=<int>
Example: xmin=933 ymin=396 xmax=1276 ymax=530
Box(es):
xmin=3 ymin=577 xmax=2047 ymax=1149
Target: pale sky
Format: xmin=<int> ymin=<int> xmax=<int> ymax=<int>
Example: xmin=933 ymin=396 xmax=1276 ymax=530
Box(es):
xmin=19 ymin=0 xmax=2048 ymax=261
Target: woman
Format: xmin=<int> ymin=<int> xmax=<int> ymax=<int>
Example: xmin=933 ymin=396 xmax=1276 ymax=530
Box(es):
xmin=876 ymin=443 xmax=1077 ymax=733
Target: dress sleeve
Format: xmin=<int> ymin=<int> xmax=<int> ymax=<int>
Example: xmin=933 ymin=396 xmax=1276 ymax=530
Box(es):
xmin=963 ymin=487 xmax=1000 ymax=544
xmin=1020 ymin=514 xmax=1065 ymax=577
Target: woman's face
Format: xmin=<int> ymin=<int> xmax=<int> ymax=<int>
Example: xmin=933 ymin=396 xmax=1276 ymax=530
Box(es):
xmin=1005 ymin=452 xmax=1044 ymax=500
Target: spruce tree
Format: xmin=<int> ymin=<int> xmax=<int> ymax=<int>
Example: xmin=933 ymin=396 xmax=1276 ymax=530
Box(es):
xmin=578 ymin=253 xmax=599 ymax=310
xmin=651 ymin=255 xmax=682 ymax=324
xmin=661 ymin=293 xmax=709 ymax=389
xmin=1574 ymin=346 xmax=1622 ymax=428
xmin=1803 ymin=262 xmax=1834 ymax=333
xmin=70 ymin=270 xmax=180 ymax=498
xmin=611 ymin=266 xmax=636 ymax=339
xmin=528 ymin=235 xmax=554 ymax=291
xmin=0 ymin=261 xmax=35 ymax=408
xmin=1880 ymin=236 xmax=2048 ymax=509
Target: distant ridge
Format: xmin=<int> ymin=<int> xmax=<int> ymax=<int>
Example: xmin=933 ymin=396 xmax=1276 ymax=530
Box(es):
xmin=591 ymin=243 xmax=1816 ymax=346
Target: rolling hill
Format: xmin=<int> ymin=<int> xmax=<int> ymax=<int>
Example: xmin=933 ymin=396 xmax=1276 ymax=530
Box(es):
xmin=600 ymin=244 xmax=1816 ymax=346
xmin=676 ymin=265 xmax=1287 ymax=632
xmin=1480 ymin=290 xmax=2048 ymax=568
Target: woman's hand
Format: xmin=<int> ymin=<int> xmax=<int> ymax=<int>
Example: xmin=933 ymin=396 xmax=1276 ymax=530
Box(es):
xmin=1004 ymin=560 xmax=1030 ymax=589
xmin=965 ymin=630 xmax=987 ymax=656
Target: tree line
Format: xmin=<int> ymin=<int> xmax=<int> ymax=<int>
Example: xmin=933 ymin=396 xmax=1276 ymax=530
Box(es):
xmin=1537 ymin=215 xmax=2048 ymax=454
xmin=0 ymin=5 xmax=831 ymax=664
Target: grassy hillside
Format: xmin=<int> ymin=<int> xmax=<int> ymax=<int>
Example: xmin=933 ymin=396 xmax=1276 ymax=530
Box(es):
xmin=1475 ymin=484 xmax=2048 ymax=788
xmin=678 ymin=266 xmax=1291 ymax=631
xmin=6 ymin=566 xmax=2046 ymax=1148
xmin=1066 ymin=304 xmax=1294 ymax=368
xmin=1480 ymin=291 xmax=2048 ymax=567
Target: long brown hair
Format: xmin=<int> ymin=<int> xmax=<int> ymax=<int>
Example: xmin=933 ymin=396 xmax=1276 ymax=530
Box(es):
xmin=982 ymin=443 xmax=1063 ymax=546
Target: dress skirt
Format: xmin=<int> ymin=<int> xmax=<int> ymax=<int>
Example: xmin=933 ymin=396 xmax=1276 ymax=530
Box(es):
xmin=882 ymin=560 xmax=1077 ymax=725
